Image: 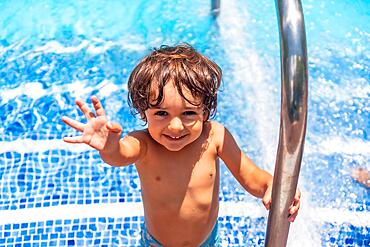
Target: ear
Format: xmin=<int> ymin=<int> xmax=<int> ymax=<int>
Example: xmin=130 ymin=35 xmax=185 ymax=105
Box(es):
xmin=140 ymin=112 xmax=146 ymax=120
xmin=203 ymin=110 xmax=210 ymax=121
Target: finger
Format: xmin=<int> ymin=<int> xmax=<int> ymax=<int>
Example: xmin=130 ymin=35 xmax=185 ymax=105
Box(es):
xmin=294 ymin=190 xmax=301 ymax=207
xmin=262 ymin=195 xmax=271 ymax=210
xmin=295 ymin=189 xmax=302 ymax=200
xmin=106 ymin=121 xmax=122 ymax=133
xmin=76 ymin=99 xmax=96 ymax=120
xmin=63 ymin=136 xmax=84 ymax=144
xmin=262 ymin=183 xmax=273 ymax=210
xmin=288 ymin=211 xmax=298 ymax=222
xmin=62 ymin=116 xmax=85 ymax=132
xmin=91 ymin=96 xmax=106 ymax=116
xmin=289 ymin=200 xmax=300 ymax=215
xmin=289 ymin=193 xmax=301 ymax=208
xmin=288 ymin=198 xmax=301 ymax=220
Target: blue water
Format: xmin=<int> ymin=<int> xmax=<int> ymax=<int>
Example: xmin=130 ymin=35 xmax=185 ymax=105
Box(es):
xmin=0 ymin=0 xmax=369 ymax=246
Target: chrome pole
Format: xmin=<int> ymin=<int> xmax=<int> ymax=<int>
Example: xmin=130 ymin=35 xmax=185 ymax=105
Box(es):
xmin=211 ymin=0 xmax=220 ymax=17
xmin=265 ymin=0 xmax=308 ymax=246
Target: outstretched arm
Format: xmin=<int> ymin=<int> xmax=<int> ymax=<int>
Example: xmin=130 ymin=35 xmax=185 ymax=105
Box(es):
xmin=62 ymin=96 xmax=146 ymax=166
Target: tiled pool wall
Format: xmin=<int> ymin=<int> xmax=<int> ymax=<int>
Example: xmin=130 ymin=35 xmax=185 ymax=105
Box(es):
xmin=1 ymin=217 xmax=369 ymax=246
xmin=0 ymin=216 xmax=267 ymax=246
xmin=1 ymin=148 xmax=370 ymax=246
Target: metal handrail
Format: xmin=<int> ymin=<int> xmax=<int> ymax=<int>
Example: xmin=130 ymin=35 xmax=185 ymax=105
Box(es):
xmin=265 ymin=0 xmax=308 ymax=246
xmin=211 ymin=0 xmax=220 ymax=17
xmin=209 ymin=0 xmax=308 ymax=245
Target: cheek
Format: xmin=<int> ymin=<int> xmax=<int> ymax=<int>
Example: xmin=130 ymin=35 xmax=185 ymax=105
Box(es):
xmin=144 ymin=111 xmax=155 ymax=124
xmin=147 ymin=119 xmax=164 ymax=134
xmin=192 ymin=121 xmax=204 ymax=134
xmin=147 ymin=125 xmax=161 ymax=142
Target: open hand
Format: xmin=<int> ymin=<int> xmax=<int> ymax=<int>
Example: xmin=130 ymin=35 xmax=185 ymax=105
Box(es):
xmin=62 ymin=96 xmax=122 ymax=153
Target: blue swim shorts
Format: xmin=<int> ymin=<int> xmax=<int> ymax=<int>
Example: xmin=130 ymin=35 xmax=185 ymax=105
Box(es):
xmin=140 ymin=223 xmax=220 ymax=246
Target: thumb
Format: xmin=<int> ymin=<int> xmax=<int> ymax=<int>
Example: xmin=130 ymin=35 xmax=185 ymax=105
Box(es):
xmin=262 ymin=183 xmax=273 ymax=210
xmin=262 ymin=193 xmax=272 ymax=210
xmin=106 ymin=121 xmax=122 ymax=133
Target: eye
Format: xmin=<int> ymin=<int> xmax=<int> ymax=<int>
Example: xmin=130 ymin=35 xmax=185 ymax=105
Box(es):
xmin=154 ymin=110 xmax=168 ymax=116
xmin=183 ymin=111 xmax=197 ymax=116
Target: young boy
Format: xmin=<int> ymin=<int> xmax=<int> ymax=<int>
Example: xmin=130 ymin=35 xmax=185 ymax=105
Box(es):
xmin=62 ymin=44 xmax=301 ymax=246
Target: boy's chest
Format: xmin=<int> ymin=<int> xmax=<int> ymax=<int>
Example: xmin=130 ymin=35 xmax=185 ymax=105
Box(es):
xmin=144 ymin=153 xmax=217 ymax=182
xmin=137 ymin=144 xmax=219 ymax=200
xmin=138 ymin=158 xmax=220 ymax=212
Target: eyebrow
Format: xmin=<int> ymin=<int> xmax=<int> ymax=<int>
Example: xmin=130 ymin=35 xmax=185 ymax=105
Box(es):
xmin=184 ymin=106 xmax=201 ymax=110
xmin=150 ymin=106 xmax=201 ymax=110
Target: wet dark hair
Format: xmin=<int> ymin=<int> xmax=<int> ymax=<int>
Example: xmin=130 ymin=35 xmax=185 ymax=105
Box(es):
xmin=127 ymin=44 xmax=222 ymax=122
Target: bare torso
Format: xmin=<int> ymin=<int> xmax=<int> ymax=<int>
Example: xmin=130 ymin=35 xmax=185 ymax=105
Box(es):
xmin=135 ymin=122 xmax=220 ymax=246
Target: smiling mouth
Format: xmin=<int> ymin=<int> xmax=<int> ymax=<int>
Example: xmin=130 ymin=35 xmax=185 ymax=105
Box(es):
xmin=163 ymin=134 xmax=187 ymax=140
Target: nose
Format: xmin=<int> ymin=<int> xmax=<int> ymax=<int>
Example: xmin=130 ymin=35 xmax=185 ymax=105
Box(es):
xmin=168 ymin=117 xmax=184 ymax=132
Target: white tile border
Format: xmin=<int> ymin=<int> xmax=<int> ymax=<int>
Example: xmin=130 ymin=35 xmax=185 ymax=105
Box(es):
xmin=2 ymin=136 xmax=370 ymax=155
xmin=0 ymin=202 xmax=368 ymax=227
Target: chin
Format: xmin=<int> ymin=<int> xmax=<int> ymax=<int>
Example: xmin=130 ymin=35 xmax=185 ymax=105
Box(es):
xmin=162 ymin=144 xmax=187 ymax=152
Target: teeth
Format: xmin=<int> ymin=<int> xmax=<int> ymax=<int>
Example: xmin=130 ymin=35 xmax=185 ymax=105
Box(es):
xmin=166 ymin=135 xmax=183 ymax=139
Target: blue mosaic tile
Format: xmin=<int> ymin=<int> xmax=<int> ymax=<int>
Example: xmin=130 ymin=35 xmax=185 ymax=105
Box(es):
xmin=0 ymin=150 xmax=143 ymax=211
xmin=321 ymin=222 xmax=370 ymax=247
xmin=0 ymin=216 xmax=304 ymax=246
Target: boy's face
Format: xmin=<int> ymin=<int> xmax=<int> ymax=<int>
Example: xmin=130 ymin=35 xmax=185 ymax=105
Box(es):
xmin=144 ymin=82 xmax=205 ymax=152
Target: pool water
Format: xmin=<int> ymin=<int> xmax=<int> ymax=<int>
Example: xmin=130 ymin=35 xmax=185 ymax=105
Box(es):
xmin=0 ymin=0 xmax=369 ymax=246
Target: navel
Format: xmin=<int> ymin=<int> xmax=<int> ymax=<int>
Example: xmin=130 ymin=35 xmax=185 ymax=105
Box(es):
xmin=155 ymin=176 xmax=161 ymax=182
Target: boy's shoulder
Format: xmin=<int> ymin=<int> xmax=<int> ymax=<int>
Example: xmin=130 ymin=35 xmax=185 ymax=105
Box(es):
xmin=207 ymin=120 xmax=228 ymax=146
xmin=208 ymin=120 xmax=227 ymax=133
xmin=208 ymin=120 xmax=224 ymax=130
xmin=125 ymin=129 xmax=151 ymax=142
xmin=207 ymin=120 xmax=239 ymax=151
